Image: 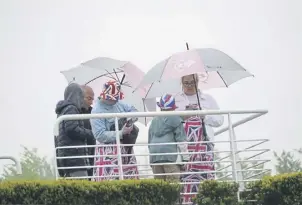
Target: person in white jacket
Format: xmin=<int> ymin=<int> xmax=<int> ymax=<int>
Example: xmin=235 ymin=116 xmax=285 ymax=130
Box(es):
xmin=174 ymin=73 xmax=224 ymax=204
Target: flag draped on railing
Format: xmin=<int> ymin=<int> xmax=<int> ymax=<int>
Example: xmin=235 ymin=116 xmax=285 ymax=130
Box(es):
xmin=181 ymin=116 xmax=215 ymax=204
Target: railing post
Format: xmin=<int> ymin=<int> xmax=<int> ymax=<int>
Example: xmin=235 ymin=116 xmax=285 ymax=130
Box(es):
xmin=228 ymin=113 xmax=244 ymax=201
xmin=54 ymin=148 xmax=59 ymax=180
xmin=232 ymin=130 xmax=245 ymax=192
xmin=115 ymin=117 xmax=124 ymax=180
xmin=227 ymin=113 xmax=238 ymax=182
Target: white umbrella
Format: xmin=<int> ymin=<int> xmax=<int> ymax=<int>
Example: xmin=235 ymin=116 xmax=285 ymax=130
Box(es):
xmin=133 ymin=48 xmax=253 ymax=111
xmin=61 ymin=57 xmax=154 ymax=125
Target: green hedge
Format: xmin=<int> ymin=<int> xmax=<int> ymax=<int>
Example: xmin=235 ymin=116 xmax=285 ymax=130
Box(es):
xmin=194 ymin=172 xmax=302 ymax=205
xmin=3 ymin=173 xmax=301 ymax=205
xmin=194 ymin=180 xmax=241 ymax=205
xmin=243 ymin=172 xmax=302 ymax=205
xmin=0 ymin=179 xmax=180 ymax=205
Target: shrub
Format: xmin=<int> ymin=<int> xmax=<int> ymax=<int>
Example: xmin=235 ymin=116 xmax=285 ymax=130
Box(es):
xmin=194 ymin=180 xmax=242 ymax=205
xmin=244 ymin=172 xmax=302 ymax=205
xmin=0 ymin=179 xmax=180 ymax=205
xmin=194 ymin=172 xmax=302 ymax=205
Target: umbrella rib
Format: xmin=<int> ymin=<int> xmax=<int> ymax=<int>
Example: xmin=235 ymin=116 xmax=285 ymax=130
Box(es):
xmin=143 ymin=82 xmax=154 ymax=99
xmin=84 ymin=70 xmax=123 ymax=85
xmin=158 ymin=56 xmax=172 ymax=82
xmin=217 ymin=71 xmax=228 ymax=87
xmin=106 ymin=69 xmax=118 ymax=80
xmin=113 ymin=69 xmax=122 ymax=84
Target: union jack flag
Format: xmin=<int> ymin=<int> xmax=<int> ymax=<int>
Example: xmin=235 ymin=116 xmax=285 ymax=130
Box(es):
xmin=180 ymin=117 xmax=215 ymax=204
xmin=93 ymin=141 xmax=139 ymax=181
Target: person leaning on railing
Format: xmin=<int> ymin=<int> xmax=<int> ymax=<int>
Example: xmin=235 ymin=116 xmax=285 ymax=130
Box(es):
xmin=148 ymin=94 xmax=190 ymax=181
xmin=80 ymin=85 xmax=96 ymax=180
xmin=55 ymin=83 xmax=95 ymax=178
xmin=89 ymin=80 xmax=140 ymax=181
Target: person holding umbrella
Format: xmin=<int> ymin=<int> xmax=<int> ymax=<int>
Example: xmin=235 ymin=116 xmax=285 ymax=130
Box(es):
xmin=90 ymin=80 xmax=139 ymax=181
xmin=175 ymin=73 xmax=224 ymax=204
xmin=133 ymin=44 xmax=251 ymax=204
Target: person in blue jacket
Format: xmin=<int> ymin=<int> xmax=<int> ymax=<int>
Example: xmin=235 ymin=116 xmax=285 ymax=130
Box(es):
xmin=148 ymin=94 xmax=189 ymax=181
xmin=90 ymin=80 xmax=139 ymax=181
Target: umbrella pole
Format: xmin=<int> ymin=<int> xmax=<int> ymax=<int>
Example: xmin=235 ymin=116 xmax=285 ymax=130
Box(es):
xmin=186 ymin=42 xmax=208 ymax=139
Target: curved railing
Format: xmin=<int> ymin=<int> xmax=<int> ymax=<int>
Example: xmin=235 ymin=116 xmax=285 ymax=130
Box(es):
xmin=53 ymin=109 xmax=270 ymax=204
xmin=0 ymin=156 xmax=22 ymax=175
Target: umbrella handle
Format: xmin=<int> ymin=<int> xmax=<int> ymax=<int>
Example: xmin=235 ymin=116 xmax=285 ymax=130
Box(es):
xmin=121 ymin=74 xmax=125 ymax=85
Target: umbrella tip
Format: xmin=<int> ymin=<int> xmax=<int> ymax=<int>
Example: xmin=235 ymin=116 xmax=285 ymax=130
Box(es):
xmin=186 ymin=42 xmax=189 ymax=50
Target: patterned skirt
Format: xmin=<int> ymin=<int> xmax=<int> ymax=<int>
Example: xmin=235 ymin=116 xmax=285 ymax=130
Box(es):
xmin=181 ymin=116 xmax=215 ymax=204
xmin=92 ymin=141 xmax=139 ymax=181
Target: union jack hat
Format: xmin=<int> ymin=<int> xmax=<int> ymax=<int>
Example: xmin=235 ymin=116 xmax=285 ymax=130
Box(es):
xmin=99 ymin=80 xmax=124 ymax=101
xmin=157 ymin=94 xmax=178 ymax=110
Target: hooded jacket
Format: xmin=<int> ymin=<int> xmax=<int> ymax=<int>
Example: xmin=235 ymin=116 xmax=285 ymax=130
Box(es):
xmin=81 ymin=106 xmax=95 ymax=173
xmin=148 ymin=115 xmax=189 ymax=163
xmin=55 ymin=83 xmax=94 ymax=174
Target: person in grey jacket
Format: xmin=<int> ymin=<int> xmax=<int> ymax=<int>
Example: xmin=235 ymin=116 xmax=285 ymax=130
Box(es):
xmin=148 ymin=94 xmax=189 ymax=181
xmin=55 ymin=83 xmax=94 ymax=178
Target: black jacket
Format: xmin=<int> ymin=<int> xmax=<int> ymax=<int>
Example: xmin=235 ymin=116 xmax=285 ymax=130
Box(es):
xmin=81 ymin=107 xmax=92 ymax=130
xmin=55 ymin=83 xmax=94 ymax=175
xmin=81 ymin=107 xmax=96 ymax=165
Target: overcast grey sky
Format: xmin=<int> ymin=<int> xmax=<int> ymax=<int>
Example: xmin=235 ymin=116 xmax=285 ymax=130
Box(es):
xmin=0 ymin=0 xmax=301 ymax=172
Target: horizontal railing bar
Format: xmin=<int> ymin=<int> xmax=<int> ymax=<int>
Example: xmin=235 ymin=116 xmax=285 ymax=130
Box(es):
xmin=180 ymin=193 xmax=198 ymax=195
xmin=122 ymin=168 xmax=268 ymax=177
xmin=54 ymin=109 xmax=268 ymax=135
xmin=214 ymin=112 xmax=267 ymax=136
xmin=217 ymin=170 xmax=271 ymax=181
xmin=55 ymin=139 xmax=268 ymax=149
xmin=217 ymin=149 xmax=270 ymax=170
xmin=56 ymin=148 xmax=269 ymax=159
xmin=217 ymin=150 xmax=270 ymax=172
xmin=58 ymin=167 xmax=267 ymax=177
xmin=217 ymin=150 xmax=271 ymax=173
xmin=245 ymin=150 xmax=270 ymax=160
xmin=242 ymin=161 xmax=266 ymax=171
xmin=56 ymin=139 xmax=269 ymax=149
xmin=57 ymin=160 xmax=234 ymax=169
xmin=56 ymin=150 xmax=230 ymax=159
xmin=244 ymin=169 xmax=271 ymax=180
xmin=242 ymin=140 xmax=268 ymax=151
xmin=218 ymin=160 xmax=268 ymax=174
xmin=216 ymin=174 xmax=232 ymax=180
xmin=57 ymin=158 xmax=271 ymax=170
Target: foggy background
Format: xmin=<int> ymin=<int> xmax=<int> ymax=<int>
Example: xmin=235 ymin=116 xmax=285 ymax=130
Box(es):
xmin=0 ymin=0 xmax=301 ymax=173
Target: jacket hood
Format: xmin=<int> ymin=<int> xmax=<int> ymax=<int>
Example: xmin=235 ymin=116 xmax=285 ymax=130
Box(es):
xmin=55 ymin=83 xmax=84 ymax=114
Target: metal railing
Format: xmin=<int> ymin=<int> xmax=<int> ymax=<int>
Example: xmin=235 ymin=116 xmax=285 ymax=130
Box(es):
xmin=0 ymin=156 xmax=22 ymax=175
xmin=53 ymin=109 xmax=270 ymax=204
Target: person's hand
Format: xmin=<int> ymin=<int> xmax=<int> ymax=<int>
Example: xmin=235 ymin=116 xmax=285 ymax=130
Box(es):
xmin=180 ymin=161 xmax=188 ymax=171
xmin=128 ymin=117 xmax=138 ymax=123
xmin=179 ymin=164 xmax=186 ymax=171
xmin=122 ymin=123 xmax=133 ymax=135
